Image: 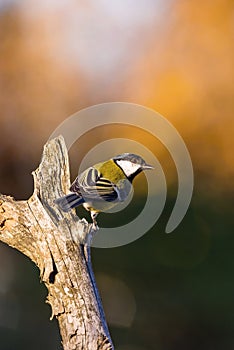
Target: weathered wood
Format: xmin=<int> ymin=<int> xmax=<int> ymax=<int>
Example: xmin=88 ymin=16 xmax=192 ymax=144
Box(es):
xmin=0 ymin=136 xmax=113 ymax=350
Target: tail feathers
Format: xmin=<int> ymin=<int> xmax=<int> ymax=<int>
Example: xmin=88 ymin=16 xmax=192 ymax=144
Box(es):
xmin=55 ymin=193 xmax=84 ymax=212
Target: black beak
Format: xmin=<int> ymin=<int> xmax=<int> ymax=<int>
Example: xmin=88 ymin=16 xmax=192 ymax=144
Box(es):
xmin=142 ymin=164 xmax=154 ymax=170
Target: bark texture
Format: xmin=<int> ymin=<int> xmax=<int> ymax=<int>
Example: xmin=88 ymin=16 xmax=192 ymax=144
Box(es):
xmin=0 ymin=136 xmax=113 ymax=350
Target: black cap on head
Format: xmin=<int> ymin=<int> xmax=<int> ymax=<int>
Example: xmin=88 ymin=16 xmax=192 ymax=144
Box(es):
xmin=112 ymin=153 xmax=153 ymax=169
xmin=113 ymin=153 xmax=143 ymax=164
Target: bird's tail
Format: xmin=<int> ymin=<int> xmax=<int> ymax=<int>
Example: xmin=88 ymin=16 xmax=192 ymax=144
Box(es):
xmin=54 ymin=193 xmax=85 ymax=212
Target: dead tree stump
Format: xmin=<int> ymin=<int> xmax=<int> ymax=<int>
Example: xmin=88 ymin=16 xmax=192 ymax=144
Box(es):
xmin=0 ymin=136 xmax=113 ymax=350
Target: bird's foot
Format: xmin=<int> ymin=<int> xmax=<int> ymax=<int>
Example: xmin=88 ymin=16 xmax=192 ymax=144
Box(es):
xmin=83 ymin=217 xmax=99 ymax=263
xmin=91 ymin=211 xmax=98 ymax=227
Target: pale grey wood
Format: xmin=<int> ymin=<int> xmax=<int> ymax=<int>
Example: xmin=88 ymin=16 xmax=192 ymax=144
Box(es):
xmin=0 ymin=136 xmax=114 ymax=350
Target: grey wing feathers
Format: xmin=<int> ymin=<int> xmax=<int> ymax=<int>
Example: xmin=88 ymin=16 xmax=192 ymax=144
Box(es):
xmin=70 ymin=167 xmax=118 ymax=202
xmin=54 ymin=193 xmax=84 ymax=212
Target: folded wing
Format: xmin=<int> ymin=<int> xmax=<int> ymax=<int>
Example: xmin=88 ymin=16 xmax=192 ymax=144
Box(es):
xmin=70 ymin=167 xmax=118 ymax=202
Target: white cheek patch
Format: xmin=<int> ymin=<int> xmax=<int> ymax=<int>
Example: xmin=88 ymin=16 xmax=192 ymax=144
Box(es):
xmin=116 ymin=160 xmax=141 ymax=177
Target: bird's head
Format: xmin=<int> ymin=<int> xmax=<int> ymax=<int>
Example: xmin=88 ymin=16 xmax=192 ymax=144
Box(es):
xmin=112 ymin=153 xmax=154 ymax=181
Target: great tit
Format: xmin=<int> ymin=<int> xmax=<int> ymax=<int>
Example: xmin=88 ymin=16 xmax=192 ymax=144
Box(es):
xmin=55 ymin=153 xmax=153 ymax=223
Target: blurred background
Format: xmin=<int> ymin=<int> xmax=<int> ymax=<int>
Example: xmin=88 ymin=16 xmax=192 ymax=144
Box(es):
xmin=0 ymin=0 xmax=233 ymax=349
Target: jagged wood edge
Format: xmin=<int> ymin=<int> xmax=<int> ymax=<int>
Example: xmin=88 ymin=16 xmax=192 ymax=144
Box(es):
xmin=0 ymin=135 xmax=113 ymax=350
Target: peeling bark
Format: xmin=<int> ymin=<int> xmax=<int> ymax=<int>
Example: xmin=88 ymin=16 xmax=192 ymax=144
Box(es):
xmin=0 ymin=136 xmax=114 ymax=350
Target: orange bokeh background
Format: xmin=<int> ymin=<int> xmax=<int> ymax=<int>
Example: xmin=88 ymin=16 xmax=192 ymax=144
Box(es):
xmin=0 ymin=0 xmax=233 ymax=199
xmin=0 ymin=1 xmax=233 ymax=350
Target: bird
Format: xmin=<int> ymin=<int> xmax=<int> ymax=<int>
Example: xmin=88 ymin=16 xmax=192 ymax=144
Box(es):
xmin=55 ymin=153 xmax=154 ymax=224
